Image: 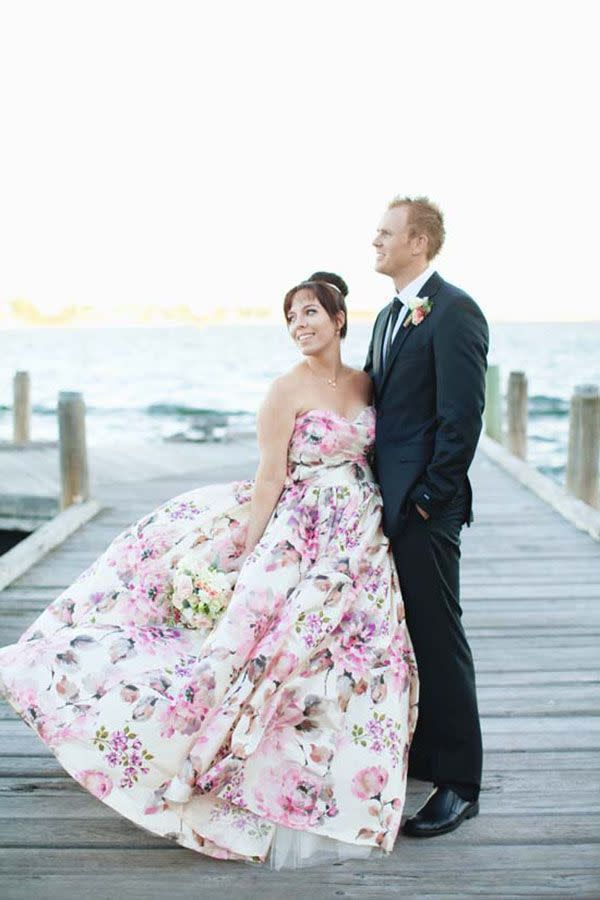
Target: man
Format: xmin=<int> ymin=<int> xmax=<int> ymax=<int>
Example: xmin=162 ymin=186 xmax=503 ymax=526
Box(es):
xmin=364 ymin=196 xmax=488 ymax=837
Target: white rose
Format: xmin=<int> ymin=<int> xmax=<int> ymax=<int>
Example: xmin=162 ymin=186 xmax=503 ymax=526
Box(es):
xmin=179 ymin=551 xmax=200 ymax=568
xmin=173 ymin=573 xmax=194 ymax=602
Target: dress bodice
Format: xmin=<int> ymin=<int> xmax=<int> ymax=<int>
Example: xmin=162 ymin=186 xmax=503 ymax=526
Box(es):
xmin=285 ymin=406 xmax=376 ymax=486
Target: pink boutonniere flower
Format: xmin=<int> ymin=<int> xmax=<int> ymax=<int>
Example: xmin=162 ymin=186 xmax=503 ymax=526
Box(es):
xmin=403 ymin=296 xmax=432 ymax=327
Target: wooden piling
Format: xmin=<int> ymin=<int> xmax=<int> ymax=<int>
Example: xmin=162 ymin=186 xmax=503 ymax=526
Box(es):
xmin=485 ymin=364 xmax=502 ymax=442
xmin=566 ymin=384 xmax=600 ymax=508
xmin=506 ymin=371 xmax=528 ymax=460
xmin=58 ymin=391 xmax=89 ymax=509
xmin=12 ymin=371 xmax=30 ymax=444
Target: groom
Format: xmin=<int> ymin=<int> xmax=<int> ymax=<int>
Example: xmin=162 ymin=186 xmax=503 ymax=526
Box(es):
xmin=364 ymin=196 xmax=489 ymax=837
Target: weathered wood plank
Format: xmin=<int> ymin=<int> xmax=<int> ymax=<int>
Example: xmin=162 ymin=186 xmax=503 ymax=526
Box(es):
xmin=1 ymin=767 xmax=597 ymax=811
xmin=1 ymin=869 xmax=600 ymax=900
xmin=476 ymin=669 xmax=600 ymax=686
xmin=1 ymin=813 xmax=598 ymax=850
xmin=1 ymin=845 xmax=599 ymax=875
xmin=473 ymin=647 xmax=600 ymax=672
xmin=3 ymin=876 xmax=600 ymax=900
xmin=0 ymin=441 xmax=259 ymax=498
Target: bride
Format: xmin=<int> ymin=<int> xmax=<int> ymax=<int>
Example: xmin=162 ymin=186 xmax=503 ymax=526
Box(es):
xmin=0 ymin=271 xmax=418 ymax=868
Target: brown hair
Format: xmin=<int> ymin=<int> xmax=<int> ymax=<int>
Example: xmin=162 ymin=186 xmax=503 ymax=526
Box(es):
xmin=388 ymin=195 xmax=445 ymax=260
xmin=283 ymin=274 xmax=348 ymax=339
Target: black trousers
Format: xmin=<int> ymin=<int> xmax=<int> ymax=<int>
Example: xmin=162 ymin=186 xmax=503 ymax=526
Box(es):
xmin=391 ymin=485 xmax=482 ymax=802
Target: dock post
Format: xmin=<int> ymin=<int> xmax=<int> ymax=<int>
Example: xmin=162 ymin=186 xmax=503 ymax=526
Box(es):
xmin=506 ymin=371 xmax=528 ymax=460
xmin=58 ymin=391 xmax=90 ymax=509
xmin=485 ymin=364 xmax=502 ymax=442
xmin=566 ymin=384 xmax=600 ymax=508
xmin=13 ymin=371 xmax=31 ymax=444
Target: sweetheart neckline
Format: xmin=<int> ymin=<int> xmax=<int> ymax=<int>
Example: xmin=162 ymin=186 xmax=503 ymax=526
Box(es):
xmin=295 ymin=405 xmax=374 ymax=425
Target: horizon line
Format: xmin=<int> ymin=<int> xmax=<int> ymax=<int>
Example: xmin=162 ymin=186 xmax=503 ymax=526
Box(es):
xmin=1 ymin=318 xmax=600 ymax=330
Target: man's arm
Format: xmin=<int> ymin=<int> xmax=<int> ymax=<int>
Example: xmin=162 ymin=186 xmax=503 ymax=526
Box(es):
xmin=409 ymin=296 xmax=489 ymax=517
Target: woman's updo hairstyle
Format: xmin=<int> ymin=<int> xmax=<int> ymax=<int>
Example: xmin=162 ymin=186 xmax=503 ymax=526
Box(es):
xmin=283 ymin=271 xmax=349 ymax=339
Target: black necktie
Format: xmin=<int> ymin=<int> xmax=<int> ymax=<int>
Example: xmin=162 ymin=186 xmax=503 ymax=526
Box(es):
xmin=383 ymin=297 xmax=403 ymax=367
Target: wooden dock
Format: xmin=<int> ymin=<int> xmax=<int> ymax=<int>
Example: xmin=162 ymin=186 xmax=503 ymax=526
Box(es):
xmin=0 ymin=436 xmax=260 ymax=498
xmin=1 ymin=447 xmax=599 ymax=898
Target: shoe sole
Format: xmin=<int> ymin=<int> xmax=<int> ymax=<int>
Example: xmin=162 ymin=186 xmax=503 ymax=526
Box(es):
xmin=402 ymin=801 xmax=479 ymax=838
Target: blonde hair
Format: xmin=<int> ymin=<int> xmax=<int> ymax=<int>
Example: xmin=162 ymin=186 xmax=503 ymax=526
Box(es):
xmin=388 ymin=195 xmax=445 ymax=260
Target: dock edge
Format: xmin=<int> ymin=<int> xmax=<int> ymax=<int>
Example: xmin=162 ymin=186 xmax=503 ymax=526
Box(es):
xmin=479 ymin=434 xmax=600 ymax=542
xmin=0 ymin=499 xmax=102 ymax=591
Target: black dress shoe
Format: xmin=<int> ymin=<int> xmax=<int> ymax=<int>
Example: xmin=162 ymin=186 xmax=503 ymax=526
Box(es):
xmin=402 ymin=787 xmax=479 ymax=837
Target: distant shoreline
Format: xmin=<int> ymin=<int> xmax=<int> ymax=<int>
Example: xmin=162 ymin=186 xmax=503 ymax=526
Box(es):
xmin=2 ymin=317 xmax=600 ymax=329
xmin=2 ymin=298 xmax=600 ymax=328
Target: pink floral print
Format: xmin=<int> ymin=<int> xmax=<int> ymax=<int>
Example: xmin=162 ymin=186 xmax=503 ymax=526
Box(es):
xmin=0 ymin=406 xmax=418 ymax=862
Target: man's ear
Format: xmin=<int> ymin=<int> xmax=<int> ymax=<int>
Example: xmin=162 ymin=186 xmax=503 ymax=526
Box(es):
xmin=412 ymin=232 xmax=429 ymax=257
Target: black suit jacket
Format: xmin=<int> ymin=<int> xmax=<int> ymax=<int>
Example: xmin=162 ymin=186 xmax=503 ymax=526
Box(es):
xmin=364 ymin=271 xmax=489 ymax=539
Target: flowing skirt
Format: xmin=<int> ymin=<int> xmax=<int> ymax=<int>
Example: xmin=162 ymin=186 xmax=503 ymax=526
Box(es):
xmin=0 ymin=476 xmax=418 ymax=865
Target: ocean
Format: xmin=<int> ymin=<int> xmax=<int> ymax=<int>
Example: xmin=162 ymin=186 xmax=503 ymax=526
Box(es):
xmin=1 ymin=323 xmax=599 ymax=485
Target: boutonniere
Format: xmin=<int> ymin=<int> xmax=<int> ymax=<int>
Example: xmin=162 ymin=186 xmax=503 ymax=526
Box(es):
xmin=403 ymin=296 xmax=432 ymax=327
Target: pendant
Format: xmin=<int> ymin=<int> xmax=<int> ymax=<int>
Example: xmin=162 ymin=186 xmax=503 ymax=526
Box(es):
xmin=327 ymin=378 xmax=337 ymax=388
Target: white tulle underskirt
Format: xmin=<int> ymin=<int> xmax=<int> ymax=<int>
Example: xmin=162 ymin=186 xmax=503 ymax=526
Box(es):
xmin=263 ymin=824 xmax=383 ymax=870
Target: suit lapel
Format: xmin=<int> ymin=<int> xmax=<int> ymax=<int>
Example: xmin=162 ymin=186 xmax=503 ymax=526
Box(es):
xmin=374 ymin=302 xmax=393 ymax=378
xmin=379 ymin=271 xmax=443 ymax=393
xmin=381 ymin=305 xmax=414 ymax=380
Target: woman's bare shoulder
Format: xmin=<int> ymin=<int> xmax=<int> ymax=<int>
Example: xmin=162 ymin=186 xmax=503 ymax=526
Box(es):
xmin=346 ymin=366 xmax=373 ymax=399
xmin=261 ymin=365 xmax=305 ymax=411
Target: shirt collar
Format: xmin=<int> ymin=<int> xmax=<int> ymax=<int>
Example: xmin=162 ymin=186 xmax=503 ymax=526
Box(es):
xmin=395 ymin=265 xmax=435 ymax=304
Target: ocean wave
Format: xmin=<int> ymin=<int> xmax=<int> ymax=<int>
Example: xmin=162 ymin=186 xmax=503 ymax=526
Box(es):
xmin=529 ymin=434 xmax=558 ymax=444
xmin=0 ymin=403 xmax=255 ymax=421
xmin=0 ymin=394 xmax=573 ymax=425
xmin=528 ymin=395 xmax=569 ymax=417
xmin=146 ymin=404 xmax=251 ymax=420
xmin=539 ymin=464 xmax=567 ymax=479
xmin=1 ymin=403 xmax=107 ymax=416
xmin=10 ymin=404 xmax=140 ymax=416
xmin=0 ymin=403 xmax=61 ymax=416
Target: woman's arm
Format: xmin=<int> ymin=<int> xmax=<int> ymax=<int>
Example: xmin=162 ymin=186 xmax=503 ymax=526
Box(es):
xmin=243 ymin=378 xmax=297 ymax=555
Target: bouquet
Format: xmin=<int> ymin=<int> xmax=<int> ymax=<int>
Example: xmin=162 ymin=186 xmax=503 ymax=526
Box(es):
xmin=166 ymin=554 xmax=234 ymax=629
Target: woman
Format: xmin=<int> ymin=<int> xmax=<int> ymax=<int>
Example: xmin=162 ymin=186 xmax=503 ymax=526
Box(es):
xmin=0 ymin=273 xmax=418 ymax=868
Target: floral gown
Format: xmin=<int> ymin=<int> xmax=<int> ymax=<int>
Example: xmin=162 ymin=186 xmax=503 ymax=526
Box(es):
xmin=0 ymin=406 xmax=418 ymax=866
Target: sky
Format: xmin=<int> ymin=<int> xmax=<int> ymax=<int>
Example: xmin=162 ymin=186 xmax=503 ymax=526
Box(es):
xmin=0 ymin=0 xmax=598 ymax=323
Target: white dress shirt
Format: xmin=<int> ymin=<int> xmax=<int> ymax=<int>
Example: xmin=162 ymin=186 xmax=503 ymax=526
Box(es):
xmin=382 ymin=265 xmax=436 ymax=366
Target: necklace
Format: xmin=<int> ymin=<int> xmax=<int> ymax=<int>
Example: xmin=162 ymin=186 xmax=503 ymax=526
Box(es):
xmin=307 ymin=364 xmax=344 ymax=389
